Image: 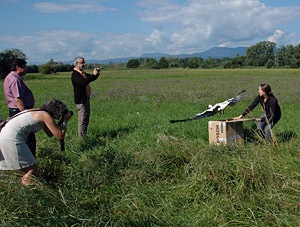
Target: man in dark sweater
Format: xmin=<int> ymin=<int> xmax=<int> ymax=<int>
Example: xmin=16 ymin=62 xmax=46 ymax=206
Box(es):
xmin=71 ymin=57 xmax=100 ymax=137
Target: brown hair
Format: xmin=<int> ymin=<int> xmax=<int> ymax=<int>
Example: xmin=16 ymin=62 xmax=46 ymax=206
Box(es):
xmin=11 ymin=58 xmax=27 ymax=71
xmin=41 ymin=99 xmax=68 ymax=119
xmin=260 ymin=83 xmax=273 ymax=96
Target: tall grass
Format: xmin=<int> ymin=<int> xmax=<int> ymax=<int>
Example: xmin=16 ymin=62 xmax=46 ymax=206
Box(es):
xmin=0 ymin=68 xmax=299 ymax=226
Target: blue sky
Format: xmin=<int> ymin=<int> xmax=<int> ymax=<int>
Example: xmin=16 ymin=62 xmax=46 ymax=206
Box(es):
xmin=1 ymin=0 xmax=300 ymax=64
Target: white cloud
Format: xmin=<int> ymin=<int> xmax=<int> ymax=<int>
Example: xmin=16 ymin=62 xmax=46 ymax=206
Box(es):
xmin=267 ymin=30 xmax=286 ymax=43
xmin=267 ymin=29 xmax=299 ymax=46
xmin=140 ymin=0 xmax=300 ymax=52
xmin=32 ymin=1 xmax=112 ymax=13
xmin=1 ymin=0 xmax=300 ymax=63
xmin=0 ymin=30 xmax=150 ymax=63
xmin=0 ymin=30 xmax=96 ymax=62
xmin=146 ymin=29 xmax=164 ymax=46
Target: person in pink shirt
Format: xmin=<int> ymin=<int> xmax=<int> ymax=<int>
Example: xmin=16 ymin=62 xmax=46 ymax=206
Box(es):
xmin=3 ymin=58 xmax=36 ymax=156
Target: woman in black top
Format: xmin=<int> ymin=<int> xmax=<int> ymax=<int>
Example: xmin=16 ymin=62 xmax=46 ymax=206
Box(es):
xmin=234 ymin=83 xmax=281 ymax=141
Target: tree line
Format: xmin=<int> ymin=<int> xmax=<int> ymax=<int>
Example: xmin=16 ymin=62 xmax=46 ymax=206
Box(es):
xmin=127 ymin=41 xmax=300 ymax=69
xmin=1 ymin=41 xmax=300 ymax=78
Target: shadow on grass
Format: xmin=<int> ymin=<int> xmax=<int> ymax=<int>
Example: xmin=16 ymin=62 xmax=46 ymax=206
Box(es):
xmin=244 ymin=123 xmax=297 ymax=144
xmin=36 ymin=126 xmax=136 ymax=185
xmin=276 ymin=130 xmax=297 ymax=142
xmin=78 ymin=125 xmax=136 ymax=151
xmin=243 ymin=123 xmax=260 ymax=144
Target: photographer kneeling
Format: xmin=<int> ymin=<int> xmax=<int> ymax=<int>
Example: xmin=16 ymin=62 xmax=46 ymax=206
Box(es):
xmin=0 ymin=99 xmax=73 ymax=185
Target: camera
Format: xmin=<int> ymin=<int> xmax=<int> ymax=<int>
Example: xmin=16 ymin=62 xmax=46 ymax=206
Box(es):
xmin=62 ymin=109 xmax=73 ymax=116
xmin=95 ymin=68 xmax=100 ymax=71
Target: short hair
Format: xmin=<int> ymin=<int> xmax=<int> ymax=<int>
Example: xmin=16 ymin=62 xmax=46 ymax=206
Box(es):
xmin=74 ymin=56 xmax=84 ymax=66
xmin=41 ymin=99 xmax=68 ymax=120
xmin=11 ymin=58 xmax=27 ymax=71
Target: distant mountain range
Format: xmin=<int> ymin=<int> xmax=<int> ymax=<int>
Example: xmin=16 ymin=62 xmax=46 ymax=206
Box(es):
xmin=72 ymin=46 xmax=247 ymax=65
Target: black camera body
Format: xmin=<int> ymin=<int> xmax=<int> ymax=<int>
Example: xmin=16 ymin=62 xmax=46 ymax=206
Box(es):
xmin=63 ymin=109 xmax=73 ymax=117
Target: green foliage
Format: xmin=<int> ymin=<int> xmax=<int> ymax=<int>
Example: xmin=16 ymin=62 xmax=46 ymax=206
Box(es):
xmin=127 ymin=59 xmax=141 ymax=69
xmin=188 ymin=57 xmax=201 ymax=68
xmin=168 ymin=57 xmax=181 ymax=68
xmin=38 ymin=59 xmax=58 ymax=74
xmin=265 ymin=59 xmax=274 ymax=68
xmin=276 ymin=45 xmax=297 ymax=67
xmin=246 ymin=41 xmax=276 ymax=67
xmin=295 ymin=43 xmax=300 ymax=67
xmin=223 ymin=55 xmax=246 ymax=68
xmin=37 ymin=59 xmax=74 ymax=74
xmin=38 ymin=64 xmax=52 ymax=74
xmin=158 ymin=57 xmax=169 ymax=69
xmin=0 ymin=69 xmax=299 ymax=226
xmin=56 ymin=62 xmax=73 ymax=72
xmin=139 ymin=58 xmax=159 ymax=69
xmin=0 ymin=48 xmax=26 ymax=79
xmin=26 ymin=64 xmax=39 ymax=73
xmin=201 ymin=57 xmax=220 ymax=69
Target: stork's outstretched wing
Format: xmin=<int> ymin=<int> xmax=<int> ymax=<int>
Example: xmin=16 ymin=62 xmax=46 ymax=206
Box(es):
xmin=228 ymin=89 xmax=246 ymax=106
xmin=169 ymin=89 xmax=246 ymax=123
xmin=212 ymin=89 xmax=246 ymax=113
xmin=169 ymin=105 xmax=220 ymax=123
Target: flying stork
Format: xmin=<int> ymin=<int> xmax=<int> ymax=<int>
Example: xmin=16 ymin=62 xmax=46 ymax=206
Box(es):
xmin=169 ymin=90 xmax=246 ymax=123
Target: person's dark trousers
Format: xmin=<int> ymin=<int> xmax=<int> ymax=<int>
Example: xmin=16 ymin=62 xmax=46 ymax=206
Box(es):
xmin=9 ymin=108 xmax=37 ymax=157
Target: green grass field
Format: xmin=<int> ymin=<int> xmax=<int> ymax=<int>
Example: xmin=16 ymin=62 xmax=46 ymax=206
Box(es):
xmin=0 ymin=68 xmax=299 ymax=226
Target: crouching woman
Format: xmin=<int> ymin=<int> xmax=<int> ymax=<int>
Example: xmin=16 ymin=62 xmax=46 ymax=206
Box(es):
xmin=0 ymin=99 xmax=73 ymax=185
xmin=234 ymin=83 xmax=281 ymax=141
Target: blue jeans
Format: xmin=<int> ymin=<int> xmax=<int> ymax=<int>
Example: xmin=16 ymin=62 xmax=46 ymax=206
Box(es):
xmin=257 ymin=113 xmax=281 ymax=141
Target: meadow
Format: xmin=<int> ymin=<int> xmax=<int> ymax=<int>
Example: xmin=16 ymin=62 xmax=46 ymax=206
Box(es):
xmin=0 ymin=68 xmax=299 ymax=226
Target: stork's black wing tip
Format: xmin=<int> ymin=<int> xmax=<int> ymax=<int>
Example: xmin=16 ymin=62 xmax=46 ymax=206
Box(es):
xmin=169 ymin=118 xmax=191 ymax=123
